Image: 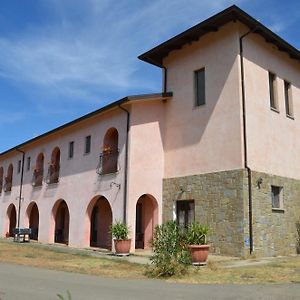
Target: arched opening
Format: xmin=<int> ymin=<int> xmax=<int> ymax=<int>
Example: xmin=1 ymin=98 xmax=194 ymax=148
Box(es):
xmin=47 ymin=148 xmax=60 ymax=184
xmin=7 ymin=204 xmax=17 ymax=237
xmin=27 ymin=202 xmax=39 ymax=240
xmin=53 ymin=200 xmax=69 ymax=244
xmin=101 ymin=128 xmax=119 ymax=175
xmin=5 ymin=164 xmax=13 ymax=192
xmin=33 ymin=153 xmax=44 ymax=187
xmin=135 ymin=194 xmax=158 ymax=250
xmin=87 ymin=196 xmax=112 ymax=249
xmin=0 ymin=167 xmax=3 ymax=194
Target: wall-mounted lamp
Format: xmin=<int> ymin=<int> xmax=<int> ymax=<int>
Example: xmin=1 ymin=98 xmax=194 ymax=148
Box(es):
xmin=257 ymin=177 xmax=263 ymax=189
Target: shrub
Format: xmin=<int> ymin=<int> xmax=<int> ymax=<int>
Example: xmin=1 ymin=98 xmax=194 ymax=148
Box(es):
xmin=186 ymin=222 xmax=209 ymax=245
xmin=145 ymin=221 xmax=190 ymax=278
xmin=110 ymin=220 xmax=130 ymax=240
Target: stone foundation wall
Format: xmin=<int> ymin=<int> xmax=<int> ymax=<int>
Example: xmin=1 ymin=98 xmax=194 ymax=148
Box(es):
xmin=163 ymin=169 xmax=300 ymax=257
xmin=251 ymin=171 xmax=300 ymax=257
xmin=163 ymin=169 xmax=249 ymax=257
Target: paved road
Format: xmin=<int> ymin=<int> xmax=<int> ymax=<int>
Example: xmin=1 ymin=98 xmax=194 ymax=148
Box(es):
xmin=0 ymin=263 xmax=299 ymax=300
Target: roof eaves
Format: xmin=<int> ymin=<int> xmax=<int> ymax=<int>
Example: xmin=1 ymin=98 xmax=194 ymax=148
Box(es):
xmin=139 ymin=5 xmax=300 ymax=67
xmin=0 ymin=92 xmax=172 ymax=158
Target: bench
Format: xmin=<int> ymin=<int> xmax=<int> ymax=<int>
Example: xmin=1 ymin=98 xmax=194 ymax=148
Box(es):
xmin=13 ymin=228 xmax=32 ymax=243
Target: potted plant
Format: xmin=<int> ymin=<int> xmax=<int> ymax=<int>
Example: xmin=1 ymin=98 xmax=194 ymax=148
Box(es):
xmin=110 ymin=220 xmax=131 ymax=256
xmin=186 ymin=222 xmax=210 ymax=265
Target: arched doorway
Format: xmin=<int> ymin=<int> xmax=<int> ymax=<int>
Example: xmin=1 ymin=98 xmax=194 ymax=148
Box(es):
xmin=53 ymin=200 xmax=69 ymax=244
xmin=7 ymin=204 xmax=17 ymax=237
xmin=135 ymin=194 xmax=158 ymax=249
xmin=88 ymin=196 xmax=112 ymax=249
xmin=27 ymin=202 xmax=39 ymax=240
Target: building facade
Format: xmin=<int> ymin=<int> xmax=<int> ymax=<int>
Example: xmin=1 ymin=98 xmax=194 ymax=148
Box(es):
xmin=1 ymin=5 xmax=300 ymax=257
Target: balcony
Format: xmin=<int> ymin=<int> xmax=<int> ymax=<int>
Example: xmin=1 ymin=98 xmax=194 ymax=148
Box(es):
xmin=4 ymin=177 xmax=12 ymax=192
xmin=32 ymin=169 xmax=44 ymax=187
xmin=46 ymin=165 xmax=60 ymax=184
xmin=97 ymin=150 xmax=119 ymax=175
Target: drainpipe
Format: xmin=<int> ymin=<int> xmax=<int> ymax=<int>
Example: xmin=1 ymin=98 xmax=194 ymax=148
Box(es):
xmin=16 ymin=148 xmax=25 ymax=229
xmin=239 ymin=27 xmax=258 ymax=255
xmin=118 ymin=104 xmax=130 ymax=224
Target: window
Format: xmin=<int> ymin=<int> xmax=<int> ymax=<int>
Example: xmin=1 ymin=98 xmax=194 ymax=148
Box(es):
xmin=68 ymin=141 xmax=74 ymax=159
xmin=85 ymin=135 xmax=91 ymax=154
xmin=271 ymin=185 xmax=283 ymax=210
xmin=269 ymin=72 xmax=278 ymax=110
xmin=284 ymin=81 xmax=293 ymax=117
xmin=195 ymin=68 xmax=205 ymax=106
xmin=17 ymin=160 xmax=21 ymax=174
xmin=26 ymin=157 xmax=31 ymax=171
xmin=176 ymin=200 xmax=195 ymax=228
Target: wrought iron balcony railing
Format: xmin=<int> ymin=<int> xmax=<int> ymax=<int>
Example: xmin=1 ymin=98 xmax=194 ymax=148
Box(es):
xmin=96 ymin=149 xmax=119 ymax=175
xmin=46 ymin=165 xmax=60 ymax=184
xmin=32 ymin=169 xmax=44 ymax=187
xmin=4 ymin=178 xmax=12 ymax=192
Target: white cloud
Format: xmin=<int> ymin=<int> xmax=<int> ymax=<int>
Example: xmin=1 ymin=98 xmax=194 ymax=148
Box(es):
xmin=0 ymin=0 xmax=245 ymax=104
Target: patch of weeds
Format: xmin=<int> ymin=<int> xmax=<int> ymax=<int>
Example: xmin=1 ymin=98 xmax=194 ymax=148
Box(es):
xmin=57 ymin=290 xmax=72 ymax=300
xmin=24 ymin=253 xmax=36 ymax=259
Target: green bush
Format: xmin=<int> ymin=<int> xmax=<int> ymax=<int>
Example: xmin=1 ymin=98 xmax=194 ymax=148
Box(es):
xmin=145 ymin=221 xmax=191 ymax=278
xmin=186 ymin=222 xmax=209 ymax=245
xmin=110 ymin=220 xmax=130 ymax=240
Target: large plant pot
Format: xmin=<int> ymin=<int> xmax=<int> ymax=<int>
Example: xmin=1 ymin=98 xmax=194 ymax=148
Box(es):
xmin=114 ymin=239 xmax=131 ymax=256
xmin=188 ymin=244 xmax=210 ymax=265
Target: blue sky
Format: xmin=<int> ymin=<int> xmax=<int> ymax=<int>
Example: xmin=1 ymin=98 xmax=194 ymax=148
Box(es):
xmin=0 ymin=0 xmax=299 ymax=152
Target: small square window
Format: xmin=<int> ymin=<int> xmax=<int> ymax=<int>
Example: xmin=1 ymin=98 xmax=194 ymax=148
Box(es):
xmin=68 ymin=141 xmax=74 ymax=159
xmin=269 ymin=72 xmax=278 ymax=110
xmin=17 ymin=160 xmax=21 ymax=174
xmin=85 ymin=135 xmax=91 ymax=154
xmin=271 ymin=185 xmax=283 ymax=210
xmin=194 ymin=68 xmax=205 ymax=107
xmin=26 ymin=157 xmax=31 ymax=171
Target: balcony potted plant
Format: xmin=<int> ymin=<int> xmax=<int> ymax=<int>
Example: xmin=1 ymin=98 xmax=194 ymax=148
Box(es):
xmin=110 ymin=220 xmax=131 ymax=256
xmin=186 ymin=222 xmax=210 ymax=265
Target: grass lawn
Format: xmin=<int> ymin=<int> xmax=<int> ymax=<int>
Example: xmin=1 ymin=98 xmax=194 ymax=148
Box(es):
xmin=1 ymin=239 xmax=300 ymax=284
xmin=0 ymin=239 xmax=145 ymax=279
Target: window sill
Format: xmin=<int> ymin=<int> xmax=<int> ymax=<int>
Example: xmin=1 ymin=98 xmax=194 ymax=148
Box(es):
xmin=98 ymin=170 xmax=119 ymax=176
xmin=193 ymin=103 xmax=206 ymax=110
xmin=272 ymin=208 xmax=285 ymax=213
xmin=286 ymin=114 xmax=294 ymax=120
xmin=270 ymin=107 xmax=280 ymax=114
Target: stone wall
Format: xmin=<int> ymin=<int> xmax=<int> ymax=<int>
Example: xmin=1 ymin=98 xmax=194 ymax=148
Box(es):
xmin=163 ymin=169 xmax=300 ymax=257
xmin=163 ymin=169 xmax=249 ymax=257
xmin=251 ymin=171 xmax=300 ymax=257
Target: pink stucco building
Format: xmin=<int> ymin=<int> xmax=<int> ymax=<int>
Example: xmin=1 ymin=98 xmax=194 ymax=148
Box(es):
xmin=1 ymin=5 xmax=300 ymax=257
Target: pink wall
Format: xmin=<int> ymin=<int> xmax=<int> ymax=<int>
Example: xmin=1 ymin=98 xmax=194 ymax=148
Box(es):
xmin=127 ymin=100 xmax=165 ymax=249
xmin=240 ymin=23 xmax=300 ymax=179
xmin=163 ymin=22 xmax=244 ymax=178
xmin=0 ymin=108 xmax=127 ymax=247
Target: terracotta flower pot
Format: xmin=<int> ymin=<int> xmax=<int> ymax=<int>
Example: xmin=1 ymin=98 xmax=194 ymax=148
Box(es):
xmin=114 ymin=239 xmax=131 ymax=256
xmin=188 ymin=244 xmax=210 ymax=265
